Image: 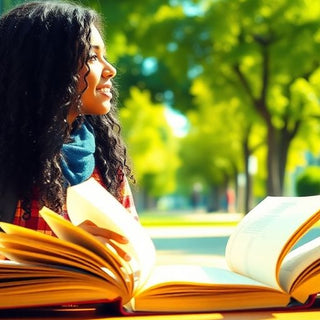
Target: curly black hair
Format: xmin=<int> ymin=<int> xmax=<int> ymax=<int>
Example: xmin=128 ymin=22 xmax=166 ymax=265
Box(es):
xmin=0 ymin=1 xmax=133 ymax=217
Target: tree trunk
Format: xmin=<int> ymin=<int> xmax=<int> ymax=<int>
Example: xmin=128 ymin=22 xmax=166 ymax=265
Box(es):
xmin=266 ymin=122 xmax=297 ymax=196
xmin=243 ymin=139 xmax=252 ymax=213
xmin=266 ymin=124 xmax=282 ymax=195
xmin=278 ymin=126 xmax=296 ymax=193
xmin=278 ymin=142 xmax=289 ymax=193
xmin=232 ymin=163 xmax=239 ymax=212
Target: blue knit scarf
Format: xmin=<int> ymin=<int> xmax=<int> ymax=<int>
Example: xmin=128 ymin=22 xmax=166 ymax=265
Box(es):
xmin=61 ymin=121 xmax=95 ymax=186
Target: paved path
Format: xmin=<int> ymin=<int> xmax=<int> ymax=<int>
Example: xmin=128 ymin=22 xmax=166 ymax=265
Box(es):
xmin=144 ymin=212 xmax=320 ymax=269
xmin=145 ymin=225 xmax=236 ymax=269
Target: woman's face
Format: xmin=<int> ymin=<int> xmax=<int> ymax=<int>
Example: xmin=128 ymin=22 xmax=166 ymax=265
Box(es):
xmin=68 ymin=25 xmax=116 ymax=123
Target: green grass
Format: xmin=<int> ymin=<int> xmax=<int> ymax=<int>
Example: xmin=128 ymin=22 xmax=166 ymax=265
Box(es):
xmin=138 ymin=211 xmax=320 ymax=228
xmin=139 ymin=212 xmax=241 ymax=227
xmin=139 ymin=212 xmax=320 ymax=228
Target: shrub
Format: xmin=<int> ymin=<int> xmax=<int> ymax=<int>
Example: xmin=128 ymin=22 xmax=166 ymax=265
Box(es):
xmin=296 ymin=166 xmax=320 ymax=196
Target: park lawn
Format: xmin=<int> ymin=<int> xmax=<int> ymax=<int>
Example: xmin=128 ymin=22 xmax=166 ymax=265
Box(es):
xmin=139 ymin=211 xmax=241 ymax=227
xmin=139 ymin=211 xmax=320 ymax=228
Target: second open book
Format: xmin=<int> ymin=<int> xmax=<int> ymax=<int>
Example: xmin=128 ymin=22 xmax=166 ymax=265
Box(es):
xmin=0 ymin=178 xmax=320 ymax=313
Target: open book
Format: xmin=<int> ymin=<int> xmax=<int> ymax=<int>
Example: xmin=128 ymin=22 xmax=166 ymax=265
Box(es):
xmin=0 ymin=178 xmax=320 ymax=314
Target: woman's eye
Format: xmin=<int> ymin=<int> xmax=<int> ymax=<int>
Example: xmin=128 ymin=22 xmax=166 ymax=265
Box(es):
xmin=88 ymin=54 xmax=98 ymax=62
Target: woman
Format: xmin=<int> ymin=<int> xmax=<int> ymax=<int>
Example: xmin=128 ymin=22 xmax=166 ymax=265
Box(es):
xmin=0 ymin=1 xmax=136 ymax=260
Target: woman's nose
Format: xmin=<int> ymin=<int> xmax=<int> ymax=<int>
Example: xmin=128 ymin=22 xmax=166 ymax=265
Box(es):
xmin=102 ymin=61 xmax=116 ymax=79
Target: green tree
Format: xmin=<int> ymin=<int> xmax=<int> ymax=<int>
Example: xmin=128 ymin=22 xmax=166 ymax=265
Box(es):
xmin=10 ymin=0 xmax=320 ymax=206
xmin=77 ymin=0 xmax=320 ymax=203
xmin=180 ymin=76 xmax=265 ymax=212
xmin=197 ymin=0 xmax=320 ymax=196
xmin=0 ymin=0 xmax=25 ymax=14
xmin=120 ymin=87 xmax=180 ymax=208
xmin=296 ymin=166 xmax=320 ymax=196
xmin=137 ymin=0 xmax=320 ymax=199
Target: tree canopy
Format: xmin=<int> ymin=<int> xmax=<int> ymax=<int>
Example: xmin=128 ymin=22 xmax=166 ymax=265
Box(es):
xmin=3 ymin=0 xmax=320 ymax=211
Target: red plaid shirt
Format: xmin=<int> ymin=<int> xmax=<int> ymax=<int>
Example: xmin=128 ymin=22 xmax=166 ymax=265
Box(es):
xmin=13 ymin=169 xmax=138 ymax=236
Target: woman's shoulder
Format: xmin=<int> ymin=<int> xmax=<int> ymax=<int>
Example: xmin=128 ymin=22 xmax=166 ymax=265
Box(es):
xmin=13 ymin=200 xmax=57 ymax=236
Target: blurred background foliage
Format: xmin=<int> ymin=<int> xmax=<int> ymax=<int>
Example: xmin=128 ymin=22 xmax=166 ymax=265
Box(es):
xmin=3 ymin=0 xmax=320 ymax=213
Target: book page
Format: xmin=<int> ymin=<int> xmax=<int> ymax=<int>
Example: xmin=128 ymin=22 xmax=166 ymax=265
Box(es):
xmin=133 ymin=265 xmax=290 ymax=313
xmin=0 ymin=221 xmax=128 ymax=293
xmin=279 ymin=236 xmax=320 ymax=298
xmin=139 ymin=265 xmax=274 ymax=292
xmin=225 ymin=195 xmax=320 ymax=290
xmin=38 ymin=207 xmax=133 ymax=294
xmin=66 ymin=178 xmax=156 ymax=294
xmin=0 ymin=231 xmax=120 ymax=288
xmin=0 ymin=220 xmax=120 ymax=272
xmin=0 ymin=260 xmax=123 ymax=308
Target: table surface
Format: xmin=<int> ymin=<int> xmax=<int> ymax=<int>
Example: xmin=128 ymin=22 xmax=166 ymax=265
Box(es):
xmin=1 ymin=306 xmax=320 ymax=320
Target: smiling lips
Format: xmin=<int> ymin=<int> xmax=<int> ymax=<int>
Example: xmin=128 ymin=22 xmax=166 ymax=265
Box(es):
xmin=97 ymin=86 xmax=112 ymax=98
